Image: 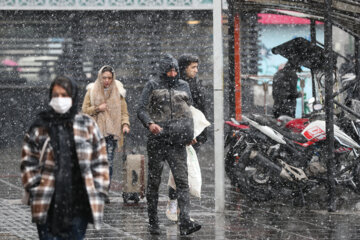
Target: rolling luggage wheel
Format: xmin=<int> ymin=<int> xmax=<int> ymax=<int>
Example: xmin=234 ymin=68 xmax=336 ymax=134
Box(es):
xmin=123 ymin=192 xmax=128 ymax=203
xmin=134 ymin=194 xmax=140 ymax=203
xmin=123 ymin=192 xmax=140 ymax=203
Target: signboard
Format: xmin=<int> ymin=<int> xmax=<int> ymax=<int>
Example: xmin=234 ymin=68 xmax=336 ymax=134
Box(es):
xmin=0 ymin=0 xmax=213 ymax=10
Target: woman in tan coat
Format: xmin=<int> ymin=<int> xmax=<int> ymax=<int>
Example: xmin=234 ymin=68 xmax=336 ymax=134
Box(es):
xmin=82 ymin=65 xmax=130 ymax=203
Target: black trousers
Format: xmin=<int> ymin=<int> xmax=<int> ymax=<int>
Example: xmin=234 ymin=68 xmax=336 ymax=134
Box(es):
xmin=147 ymin=139 xmax=191 ymax=225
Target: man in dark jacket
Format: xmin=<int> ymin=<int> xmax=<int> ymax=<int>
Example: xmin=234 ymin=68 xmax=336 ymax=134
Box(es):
xmin=178 ymin=54 xmax=207 ymax=148
xmin=137 ymin=53 xmax=201 ymax=236
xmin=272 ymin=61 xmax=301 ymax=118
xmin=166 ymin=54 xmax=208 ymax=222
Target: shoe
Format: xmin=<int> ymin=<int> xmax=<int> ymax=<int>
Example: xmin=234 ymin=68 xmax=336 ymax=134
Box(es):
xmin=180 ymin=220 xmax=201 ymax=235
xmin=148 ymin=223 xmax=161 ymax=235
xmin=166 ymin=199 xmax=178 ymax=222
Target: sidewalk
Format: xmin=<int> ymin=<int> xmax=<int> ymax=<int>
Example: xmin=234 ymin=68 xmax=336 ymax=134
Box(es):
xmin=2 ymin=146 xmax=360 ymax=239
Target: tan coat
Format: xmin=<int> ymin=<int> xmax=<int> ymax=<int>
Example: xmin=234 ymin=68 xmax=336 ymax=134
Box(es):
xmin=82 ymin=82 xmax=130 ymax=146
xmin=82 ymin=72 xmax=130 ymax=147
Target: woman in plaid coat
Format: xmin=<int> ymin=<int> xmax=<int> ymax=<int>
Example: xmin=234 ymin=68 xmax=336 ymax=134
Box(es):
xmin=21 ymin=76 xmax=109 ymax=240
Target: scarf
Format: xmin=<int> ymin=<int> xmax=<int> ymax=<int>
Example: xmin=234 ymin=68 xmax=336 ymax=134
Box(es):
xmin=30 ymin=77 xmax=87 ymax=236
xmin=88 ymin=66 xmax=125 ymax=139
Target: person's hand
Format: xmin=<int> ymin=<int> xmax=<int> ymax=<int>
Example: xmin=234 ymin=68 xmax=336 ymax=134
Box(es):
xmin=188 ymin=139 xmax=197 ymax=146
xmin=149 ymin=123 xmax=162 ymax=135
xmin=97 ymin=103 xmax=107 ymax=112
xmin=122 ymin=124 xmax=130 ymax=134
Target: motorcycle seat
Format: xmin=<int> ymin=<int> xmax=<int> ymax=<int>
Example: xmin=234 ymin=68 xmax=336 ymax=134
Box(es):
xmin=276 ymin=127 xmax=308 ymax=143
xmin=249 ymin=114 xmax=307 ymax=143
xmin=250 ymin=114 xmax=278 ymax=126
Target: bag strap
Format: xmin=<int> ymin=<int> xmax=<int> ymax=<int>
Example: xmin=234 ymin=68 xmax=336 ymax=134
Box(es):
xmin=39 ymin=137 xmax=50 ymax=163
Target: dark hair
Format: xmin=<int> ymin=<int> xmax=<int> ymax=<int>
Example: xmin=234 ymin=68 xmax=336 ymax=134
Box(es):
xmin=49 ymin=75 xmax=79 ymax=117
xmin=50 ymin=75 xmax=73 ymax=98
xmin=101 ymin=65 xmax=114 ymax=77
xmin=178 ymin=54 xmax=199 ymax=78
xmin=286 ymin=61 xmax=302 ymax=72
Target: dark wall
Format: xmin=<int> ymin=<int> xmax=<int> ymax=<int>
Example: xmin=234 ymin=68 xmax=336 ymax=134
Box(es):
xmin=0 ymin=10 xmax=214 ymax=84
xmin=0 ymin=86 xmax=48 ymax=146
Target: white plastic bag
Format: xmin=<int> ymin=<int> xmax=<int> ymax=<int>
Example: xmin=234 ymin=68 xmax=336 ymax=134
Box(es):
xmin=190 ymin=106 xmax=211 ymax=139
xmin=168 ymin=145 xmax=202 ymax=198
xmin=167 ymin=107 xmax=210 ymax=198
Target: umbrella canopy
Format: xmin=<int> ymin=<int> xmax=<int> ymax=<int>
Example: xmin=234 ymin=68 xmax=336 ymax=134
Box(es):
xmin=1 ymin=59 xmax=18 ymax=67
xmin=271 ymin=37 xmax=336 ymax=70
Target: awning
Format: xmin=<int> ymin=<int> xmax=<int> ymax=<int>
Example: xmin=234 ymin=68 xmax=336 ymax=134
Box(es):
xmin=257 ymin=13 xmax=323 ymax=25
xmin=230 ymin=0 xmax=360 ymax=38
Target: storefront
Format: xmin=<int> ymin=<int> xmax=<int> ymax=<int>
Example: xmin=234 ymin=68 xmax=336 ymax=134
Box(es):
xmin=226 ymin=0 xmax=360 ymax=211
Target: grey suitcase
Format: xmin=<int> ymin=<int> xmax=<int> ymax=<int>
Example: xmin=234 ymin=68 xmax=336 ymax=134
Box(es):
xmin=122 ymin=134 xmax=146 ymax=203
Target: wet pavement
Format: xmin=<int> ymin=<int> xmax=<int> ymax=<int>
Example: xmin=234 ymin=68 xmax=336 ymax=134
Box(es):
xmin=2 ymin=145 xmax=360 ymax=239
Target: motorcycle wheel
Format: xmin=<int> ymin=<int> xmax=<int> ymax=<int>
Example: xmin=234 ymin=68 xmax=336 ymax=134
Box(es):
xmin=225 ymin=143 xmax=277 ymax=201
xmin=234 ymin=162 xmax=277 ymax=201
xmin=352 ymin=161 xmax=360 ymax=193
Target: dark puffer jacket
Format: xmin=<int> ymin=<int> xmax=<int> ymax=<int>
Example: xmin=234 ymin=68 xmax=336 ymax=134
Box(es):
xmin=137 ymin=54 xmax=194 ymax=145
xmin=179 ymin=64 xmax=207 ymax=145
xmin=272 ymin=62 xmax=300 ymax=118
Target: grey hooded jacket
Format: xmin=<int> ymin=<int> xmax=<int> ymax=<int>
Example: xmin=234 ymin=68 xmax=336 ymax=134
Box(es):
xmin=137 ymin=54 xmax=194 ymax=145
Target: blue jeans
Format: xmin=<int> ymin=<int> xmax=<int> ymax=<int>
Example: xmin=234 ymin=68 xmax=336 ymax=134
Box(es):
xmin=105 ymin=135 xmax=117 ymax=182
xmin=37 ymin=217 xmax=88 ymax=240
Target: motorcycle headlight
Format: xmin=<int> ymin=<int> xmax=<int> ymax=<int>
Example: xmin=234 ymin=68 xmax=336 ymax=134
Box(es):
xmin=314 ymin=103 xmax=323 ymax=111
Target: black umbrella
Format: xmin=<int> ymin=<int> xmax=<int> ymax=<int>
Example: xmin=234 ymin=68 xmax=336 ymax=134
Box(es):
xmin=271 ymin=37 xmax=336 ymax=70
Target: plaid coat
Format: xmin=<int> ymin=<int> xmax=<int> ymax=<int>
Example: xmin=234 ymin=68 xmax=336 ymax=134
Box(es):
xmin=20 ymin=113 xmax=109 ymax=229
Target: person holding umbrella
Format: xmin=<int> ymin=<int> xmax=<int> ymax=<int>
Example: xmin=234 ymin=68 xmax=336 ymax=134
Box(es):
xmin=272 ymin=61 xmax=302 ymax=118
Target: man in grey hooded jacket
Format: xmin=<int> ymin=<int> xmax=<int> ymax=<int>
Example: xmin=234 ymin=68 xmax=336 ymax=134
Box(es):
xmin=137 ymin=53 xmax=201 ymax=236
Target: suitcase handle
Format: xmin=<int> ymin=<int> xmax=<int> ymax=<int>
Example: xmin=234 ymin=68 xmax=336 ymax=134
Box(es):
xmin=132 ymin=170 xmax=138 ymax=185
xmin=122 ymin=132 xmax=137 ymax=162
xmin=122 ymin=133 xmax=128 ymax=162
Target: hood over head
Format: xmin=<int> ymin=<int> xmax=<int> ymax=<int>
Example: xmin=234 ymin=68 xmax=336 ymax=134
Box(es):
xmin=158 ymin=53 xmax=179 ymax=75
xmin=158 ymin=53 xmax=179 ymax=86
xmin=29 ymin=76 xmax=78 ymax=130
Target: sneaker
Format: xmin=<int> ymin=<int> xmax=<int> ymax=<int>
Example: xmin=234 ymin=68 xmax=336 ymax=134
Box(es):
xmin=166 ymin=199 xmax=178 ymax=222
xmin=179 ymin=220 xmax=201 ymax=236
xmin=148 ymin=223 xmax=161 ymax=235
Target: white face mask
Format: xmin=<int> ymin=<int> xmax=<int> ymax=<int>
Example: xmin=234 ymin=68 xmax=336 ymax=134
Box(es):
xmin=49 ymin=97 xmax=72 ymax=114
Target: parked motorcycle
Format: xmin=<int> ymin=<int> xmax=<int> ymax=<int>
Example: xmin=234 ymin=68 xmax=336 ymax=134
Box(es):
xmin=225 ymin=113 xmax=360 ymax=202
